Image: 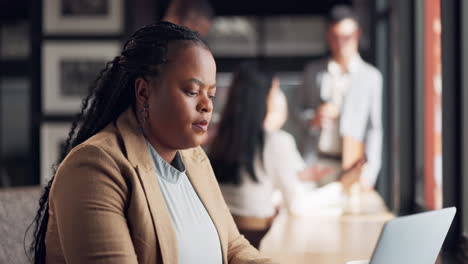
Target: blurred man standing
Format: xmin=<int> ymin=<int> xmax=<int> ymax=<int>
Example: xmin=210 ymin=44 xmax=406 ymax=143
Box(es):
xmin=297 ymin=5 xmax=383 ymax=190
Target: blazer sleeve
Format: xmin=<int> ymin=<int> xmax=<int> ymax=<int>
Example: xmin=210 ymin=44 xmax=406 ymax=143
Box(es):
xmin=201 ymin=151 xmax=276 ymax=264
xmin=49 ymin=144 xmax=139 ymax=264
xmin=224 ymin=206 xmax=277 ymax=264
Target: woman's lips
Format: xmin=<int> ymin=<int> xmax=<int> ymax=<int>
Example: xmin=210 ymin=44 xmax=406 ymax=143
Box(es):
xmin=192 ymin=120 xmax=209 ymax=132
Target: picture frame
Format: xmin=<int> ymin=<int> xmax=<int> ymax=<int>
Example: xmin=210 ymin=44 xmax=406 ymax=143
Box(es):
xmin=264 ymin=16 xmax=327 ymax=56
xmin=43 ymin=0 xmax=124 ymax=34
xmin=205 ymin=17 xmax=258 ymax=57
xmin=42 ymin=41 xmax=121 ymax=114
xmin=40 ymin=123 xmax=71 ymax=185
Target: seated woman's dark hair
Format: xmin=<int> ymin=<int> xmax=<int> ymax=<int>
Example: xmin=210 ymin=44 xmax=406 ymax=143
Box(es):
xmin=29 ymin=21 xmax=207 ymax=264
xmin=209 ymin=61 xmax=274 ymax=185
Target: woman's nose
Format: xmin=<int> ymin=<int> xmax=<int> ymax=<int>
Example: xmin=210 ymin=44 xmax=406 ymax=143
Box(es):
xmin=197 ymin=94 xmax=213 ymax=113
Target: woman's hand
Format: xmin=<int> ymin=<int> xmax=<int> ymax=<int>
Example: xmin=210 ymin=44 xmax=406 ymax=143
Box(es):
xmin=339 ymin=157 xmax=366 ymax=192
xmin=298 ymin=165 xmax=336 ymax=182
xmin=310 ymin=103 xmax=340 ymax=128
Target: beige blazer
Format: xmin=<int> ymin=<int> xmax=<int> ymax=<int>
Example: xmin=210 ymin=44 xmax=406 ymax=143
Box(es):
xmin=45 ymin=108 xmax=274 ymax=264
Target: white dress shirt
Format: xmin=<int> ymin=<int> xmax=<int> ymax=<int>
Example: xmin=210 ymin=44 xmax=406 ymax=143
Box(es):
xmin=299 ymin=55 xmax=383 ymax=186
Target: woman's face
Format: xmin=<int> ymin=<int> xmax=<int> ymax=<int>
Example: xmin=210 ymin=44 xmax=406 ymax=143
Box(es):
xmin=136 ymin=43 xmax=217 ymax=151
xmin=264 ymin=78 xmax=288 ymax=130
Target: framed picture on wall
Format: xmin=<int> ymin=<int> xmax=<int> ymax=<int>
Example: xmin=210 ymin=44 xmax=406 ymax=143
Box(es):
xmin=43 ymin=0 xmax=124 ymax=34
xmin=264 ymin=16 xmax=327 ymax=56
xmin=205 ymin=17 xmax=258 ymax=57
xmin=42 ymin=41 xmax=121 ymax=114
xmin=40 ymin=123 xmax=71 ymax=185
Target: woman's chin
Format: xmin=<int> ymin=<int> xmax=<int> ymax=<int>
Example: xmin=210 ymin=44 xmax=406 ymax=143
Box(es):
xmin=179 ymin=134 xmax=208 ymax=150
xmin=195 ymin=134 xmax=209 ymax=147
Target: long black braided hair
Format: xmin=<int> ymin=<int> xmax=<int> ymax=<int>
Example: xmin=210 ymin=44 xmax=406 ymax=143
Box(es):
xmin=29 ymin=21 xmax=208 ymax=264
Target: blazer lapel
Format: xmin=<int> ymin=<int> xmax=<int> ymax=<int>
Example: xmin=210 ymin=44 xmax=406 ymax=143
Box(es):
xmin=135 ymin=166 xmax=178 ymax=264
xmin=116 ymin=108 xmax=178 ymax=263
xmin=180 ymin=149 xmax=228 ymax=264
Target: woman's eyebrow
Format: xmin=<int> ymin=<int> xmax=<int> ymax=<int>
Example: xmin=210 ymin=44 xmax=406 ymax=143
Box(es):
xmin=188 ymin=78 xmax=216 ymax=88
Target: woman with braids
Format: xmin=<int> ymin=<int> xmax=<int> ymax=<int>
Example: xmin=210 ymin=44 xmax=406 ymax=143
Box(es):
xmin=30 ymin=22 xmax=273 ymax=264
xmin=209 ymin=62 xmax=364 ymax=249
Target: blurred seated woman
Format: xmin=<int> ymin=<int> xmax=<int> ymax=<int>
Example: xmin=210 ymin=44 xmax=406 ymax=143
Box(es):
xmin=30 ymin=23 xmax=273 ymax=264
xmin=209 ymin=62 xmax=363 ymax=249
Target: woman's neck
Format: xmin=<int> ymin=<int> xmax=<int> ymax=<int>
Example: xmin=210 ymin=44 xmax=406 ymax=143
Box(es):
xmin=137 ymin=109 xmax=177 ymax=163
xmin=149 ymin=138 xmax=177 ymax=163
xmin=142 ymin=129 xmax=177 ymax=163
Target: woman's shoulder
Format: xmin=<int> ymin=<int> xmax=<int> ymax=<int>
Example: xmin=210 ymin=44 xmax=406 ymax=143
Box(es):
xmin=263 ymin=130 xmax=302 ymax=162
xmin=51 ymin=125 xmax=132 ymax=198
xmin=84 ymin=123 xmax=121 ymax=151
xmin=49 ymin=130 xmax=134 ymax=216
xmin=265 ymin=129 xmax=297 ymax=147
xmin=58 ymin=124 xmax=127 ymax=174
xmin=180 ymin=146 xmax=209 ymax=163
xmin=87 ymin=121 xmax=125 ymax=150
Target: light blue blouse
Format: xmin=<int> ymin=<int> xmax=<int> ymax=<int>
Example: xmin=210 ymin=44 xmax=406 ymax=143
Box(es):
xmin=146 ymin=141 xmax=222 ymax=264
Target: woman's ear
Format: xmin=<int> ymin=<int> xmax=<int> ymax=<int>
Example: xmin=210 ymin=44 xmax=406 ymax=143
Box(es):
xmin=135 ymin=77 xmax=150 ymax=105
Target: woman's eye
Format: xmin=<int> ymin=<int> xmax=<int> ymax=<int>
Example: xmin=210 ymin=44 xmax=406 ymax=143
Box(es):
xmin=209 ymin=95 xmax=216 ymax=100
xmin=186 ymin=91 xmax=198 ymax=96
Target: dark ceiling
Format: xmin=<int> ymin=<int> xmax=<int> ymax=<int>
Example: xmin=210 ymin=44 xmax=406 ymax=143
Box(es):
xmin=0 ymin=0 xmax=30 ymax=21
xmin=1 ymin=0 xmax=352 ymax=22
xmin=209 ymin=0 xmax=351 ymax=16
xmin=156 ymin=0 xmax=352 ymax=19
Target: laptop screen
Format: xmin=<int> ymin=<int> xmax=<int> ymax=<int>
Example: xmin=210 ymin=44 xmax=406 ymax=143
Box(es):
xmin=369 ymin=207 xmax=456 ymax=264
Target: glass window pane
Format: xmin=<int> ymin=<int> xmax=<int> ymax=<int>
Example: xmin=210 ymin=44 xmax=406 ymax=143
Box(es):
xmin=0 ymin=78 xmax=31 ymax=186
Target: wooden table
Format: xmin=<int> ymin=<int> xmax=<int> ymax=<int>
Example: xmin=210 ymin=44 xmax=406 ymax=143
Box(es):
xmin=260 ymin=189 xmax=394 ymax=264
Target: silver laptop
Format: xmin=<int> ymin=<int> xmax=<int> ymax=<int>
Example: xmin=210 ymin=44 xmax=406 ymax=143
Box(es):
xmin=369 ymin=207 xmax=456 ymax=264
